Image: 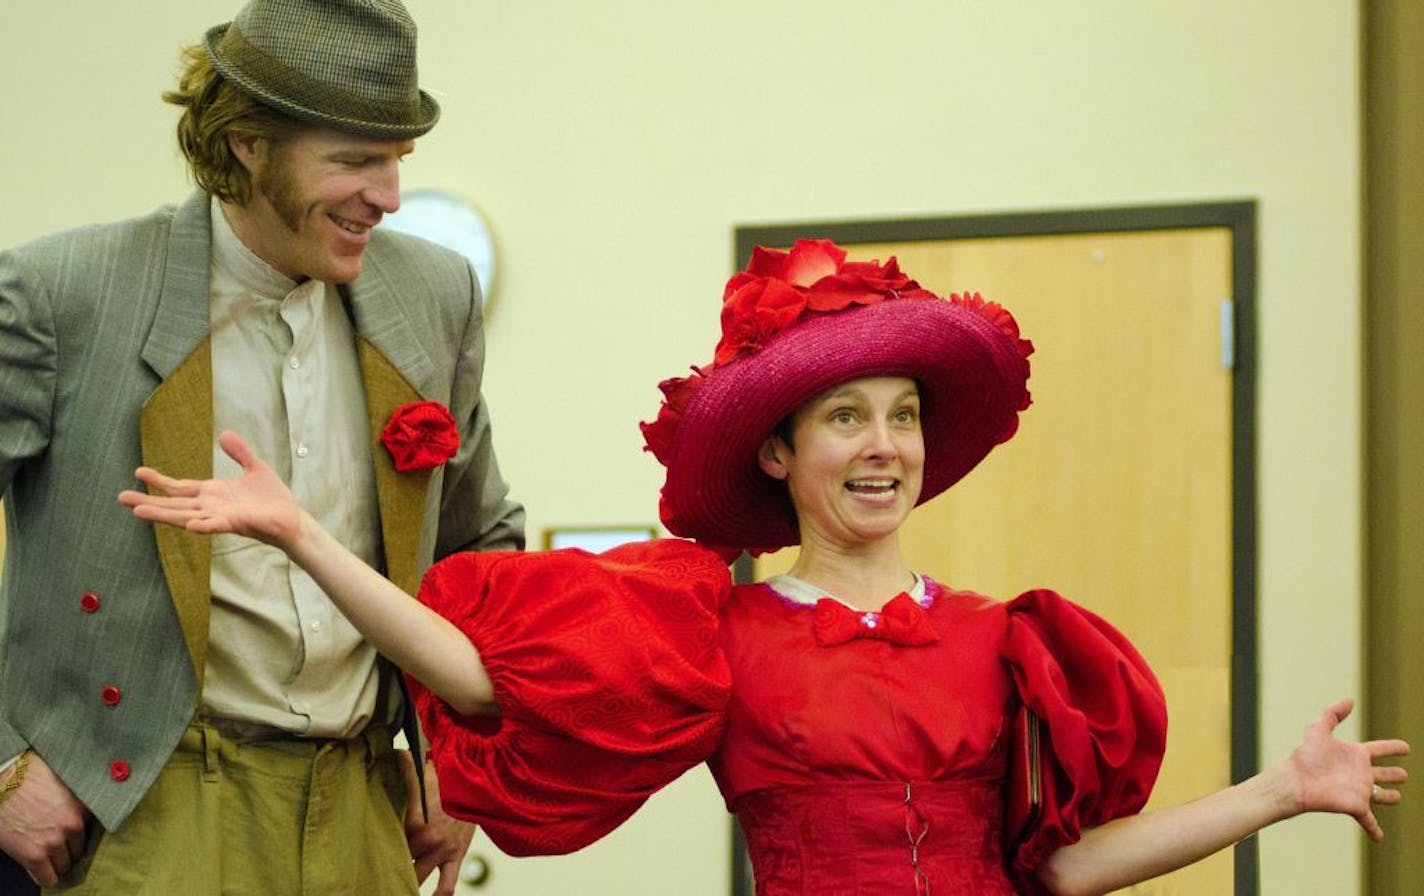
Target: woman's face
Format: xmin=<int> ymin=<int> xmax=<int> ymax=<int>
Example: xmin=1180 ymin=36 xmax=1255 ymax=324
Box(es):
xmin=759 ymin=376 xmax=925 ymax=550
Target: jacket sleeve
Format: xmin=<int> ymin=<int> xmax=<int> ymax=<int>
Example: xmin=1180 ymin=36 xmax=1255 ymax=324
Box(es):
xmin=0 ymin=246 xmax=58 ymax=760
xmin=0 ymin=247 xmax=57 ymax=495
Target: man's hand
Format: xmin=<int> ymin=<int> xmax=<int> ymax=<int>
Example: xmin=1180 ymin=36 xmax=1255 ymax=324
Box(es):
xmin=0 ymin=752 xmax=90 ymax=887
xmin=400 ymin=750 xmax=476 ymax=896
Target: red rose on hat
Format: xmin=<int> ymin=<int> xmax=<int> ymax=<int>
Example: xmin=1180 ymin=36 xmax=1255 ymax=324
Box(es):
xmin=380 ymin=401 xmax=460 ymax=472
xmin=711 ymin=240 xmax=941 ymax=366
xmin=714 ymin=278 xmax=807 ymax=366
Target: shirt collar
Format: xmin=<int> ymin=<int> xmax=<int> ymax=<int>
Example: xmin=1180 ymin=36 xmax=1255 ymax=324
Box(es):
xmin=209 ymin=195 xmax=306 ymax=301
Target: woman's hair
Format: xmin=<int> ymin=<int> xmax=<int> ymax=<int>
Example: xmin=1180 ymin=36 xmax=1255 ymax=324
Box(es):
xmin=162 ymin=44 xmax=305 ymax=205
xmin=772 ymin=415 xmax=796 ymax=451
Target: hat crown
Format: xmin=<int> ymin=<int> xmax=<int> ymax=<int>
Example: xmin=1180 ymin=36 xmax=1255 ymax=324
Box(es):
xmin=206 ymin=0 xmax=440 ymax=138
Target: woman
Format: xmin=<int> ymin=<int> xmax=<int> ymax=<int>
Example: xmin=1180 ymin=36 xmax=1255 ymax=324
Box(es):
xmin=122 ymin=240 xmax=1408 ymax=894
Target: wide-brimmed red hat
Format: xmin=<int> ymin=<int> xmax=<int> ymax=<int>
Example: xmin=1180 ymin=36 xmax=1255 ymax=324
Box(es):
xmin=641 ymin=239 xmax=1035 ymax=554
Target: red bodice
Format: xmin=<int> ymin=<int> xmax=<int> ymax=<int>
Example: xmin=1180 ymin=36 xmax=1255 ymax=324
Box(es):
xmin=738 ymin=781 xmax=1015 ymax=895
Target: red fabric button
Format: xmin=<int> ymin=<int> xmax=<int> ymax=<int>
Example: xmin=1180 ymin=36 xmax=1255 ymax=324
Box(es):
xmin=100 ymin=685 xmax=122 ymax=707
xmin=109 ymin=760 xmax=130 ymax=782
xmin=80 ymin=592 xmax=101 ymax=613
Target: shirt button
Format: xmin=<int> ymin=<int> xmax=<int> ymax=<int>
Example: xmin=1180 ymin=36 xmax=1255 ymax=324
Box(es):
xmin=81 ymin=592 xmax=102 ymax=613
xmin=101 ymin=685 xmax=122 ymax=707
xmin=110 ymin=760 xmax=131 ymax=782
xmin=289 ymin=357 xmax=302 ymax=369
xmin=310 ymin=620 xmax=322 ymax=632
xmin=295 ymin=444 xmax=309 ymax=458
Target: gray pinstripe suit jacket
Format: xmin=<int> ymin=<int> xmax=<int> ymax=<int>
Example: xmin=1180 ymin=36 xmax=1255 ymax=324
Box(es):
xmin=0 ymin=190 xmax=524 ymax=830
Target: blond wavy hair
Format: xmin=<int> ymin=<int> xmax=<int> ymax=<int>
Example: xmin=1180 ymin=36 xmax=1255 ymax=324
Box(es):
xmin=162 ymin=44 xmax=305 ymax=204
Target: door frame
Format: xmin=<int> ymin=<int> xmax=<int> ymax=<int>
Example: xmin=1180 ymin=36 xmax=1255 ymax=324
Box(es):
xmin=729 ymin=199 xmax=1259 ymax=894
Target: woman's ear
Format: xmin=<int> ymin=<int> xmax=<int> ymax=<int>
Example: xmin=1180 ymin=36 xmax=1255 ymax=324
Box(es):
xmin=757 ymin=436 xmax=790 ymax=480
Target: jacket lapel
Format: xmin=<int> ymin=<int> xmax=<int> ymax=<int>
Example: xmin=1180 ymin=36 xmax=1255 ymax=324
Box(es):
xmin=139 ymin=192 xmax=215 ymax=687
xmin=342 ymin=248 xmax=439 ymax=597
xmin=140 ymin=339 xmax=214 ymax=688
xmin=356 ymin=337 xmax=430 ymax=596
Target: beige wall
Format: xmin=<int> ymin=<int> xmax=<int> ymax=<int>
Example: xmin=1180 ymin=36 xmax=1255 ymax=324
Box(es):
xmin=3 ymin=3 xmax=1375 ymax=893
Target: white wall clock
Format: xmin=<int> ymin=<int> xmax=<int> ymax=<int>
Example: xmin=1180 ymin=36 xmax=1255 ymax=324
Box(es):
xmin=380 ymin=189 xmax=497 ymax=308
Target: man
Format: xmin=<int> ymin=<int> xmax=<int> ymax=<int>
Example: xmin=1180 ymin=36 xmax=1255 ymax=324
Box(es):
xmin=0 ymin=1 xmax=524 ymax=893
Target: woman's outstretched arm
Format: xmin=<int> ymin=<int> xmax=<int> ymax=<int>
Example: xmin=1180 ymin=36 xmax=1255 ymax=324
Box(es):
xmin=119 ymin=429 xmax=497 ymax=716
xmin=1037 ymin=697 xmax=1408 ymax=896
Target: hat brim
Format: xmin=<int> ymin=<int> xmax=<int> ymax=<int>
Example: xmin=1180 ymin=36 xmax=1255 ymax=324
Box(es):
xmin=660 ymin=299 xmax=1030 ymax=551
xmin=204 ymin=23 xmax=440 ymax=139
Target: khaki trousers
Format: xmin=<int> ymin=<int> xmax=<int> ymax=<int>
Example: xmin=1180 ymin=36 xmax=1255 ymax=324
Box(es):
xmin=48 ymin=723 xmax=419 ymax=896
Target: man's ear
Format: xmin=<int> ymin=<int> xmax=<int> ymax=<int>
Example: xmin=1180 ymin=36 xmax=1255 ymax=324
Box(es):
xmin=757 ymin=436 xmax=790 ymax=481
xmin=226 ymin=130 xmax=265 ymax=172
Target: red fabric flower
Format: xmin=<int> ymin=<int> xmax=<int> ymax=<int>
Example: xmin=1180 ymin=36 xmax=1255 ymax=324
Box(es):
xmin=380 ymin=400 xmax=460 ymax=472
xmin=710 ymin=240 xmax=951 ymax=366
xmin=639 ymin=373 xmax=706 ymax=465
xmin=713 ymin=277 xmax=807 ymax=366
xmin=806 ymin=257 xmax=939 ymax=312
xmin=950 ymin=291 xmax=1035 ymax=361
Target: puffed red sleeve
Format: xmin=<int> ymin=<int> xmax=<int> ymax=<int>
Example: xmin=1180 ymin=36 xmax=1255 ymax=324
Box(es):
xmin=1001 ymin=589 xmax=1168 ymax=891
xmin=408 ymin=538 xmax=732 ymax=856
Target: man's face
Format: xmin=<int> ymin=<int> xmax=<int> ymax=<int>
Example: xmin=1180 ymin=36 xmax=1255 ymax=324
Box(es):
xmin=230 ymin=128 xmax=415 ymax=284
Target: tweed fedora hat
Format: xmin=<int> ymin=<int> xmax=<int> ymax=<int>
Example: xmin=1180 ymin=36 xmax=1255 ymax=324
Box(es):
xmin=204 ymin=0 xmax=440 ymax=138
xmin=640 ymin=240 xmax=1035 ymax=553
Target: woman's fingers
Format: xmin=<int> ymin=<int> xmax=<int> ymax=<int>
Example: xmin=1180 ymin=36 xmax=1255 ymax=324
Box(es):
xmin=129 ymin=465 xmax=198 ymax=497
xmin=1358 ymin=810 xmax=1385 ymax=842
xmin=122 ymin=497 xmax=202 ymax=527
xmin=217 ymin=429 xmax=259 ymax=471
xmin=1316 ymin=697 xmax=1355 ymax=733
xmin=1366 ymin=739 xmax=1411 ymax=760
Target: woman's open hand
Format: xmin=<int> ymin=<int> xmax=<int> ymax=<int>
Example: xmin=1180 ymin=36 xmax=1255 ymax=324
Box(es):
xmin=118 ymin=430 xmax=305 ymax=552
xmin=1281 ymin=697 xmax=1409 ymax=841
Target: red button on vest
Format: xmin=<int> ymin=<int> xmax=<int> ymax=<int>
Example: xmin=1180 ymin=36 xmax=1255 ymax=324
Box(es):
xmin=109 ymin=760 xmax=130 ymax=782
xmin=100 ymin=685 xmax=122 ymax=707
xmin=80 ymin=592 xmax=101 ymax=613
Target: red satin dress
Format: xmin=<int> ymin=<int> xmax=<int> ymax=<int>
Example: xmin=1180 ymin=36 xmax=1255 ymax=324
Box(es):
xmin=410 ymin=540 xmax=1167 ymax=895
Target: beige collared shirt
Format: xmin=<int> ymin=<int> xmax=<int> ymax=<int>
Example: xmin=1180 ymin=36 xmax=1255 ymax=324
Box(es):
xmin=204 ymin=198 xmax=382 ymax=738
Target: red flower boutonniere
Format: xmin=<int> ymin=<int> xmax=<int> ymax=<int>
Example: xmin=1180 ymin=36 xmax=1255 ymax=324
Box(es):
xmin=380 ymin=401 xmax=460 ymax=472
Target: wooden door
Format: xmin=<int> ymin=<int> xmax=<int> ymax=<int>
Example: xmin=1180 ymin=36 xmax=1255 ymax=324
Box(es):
xmin=753 ymin=226 xmax=1238 ymax=894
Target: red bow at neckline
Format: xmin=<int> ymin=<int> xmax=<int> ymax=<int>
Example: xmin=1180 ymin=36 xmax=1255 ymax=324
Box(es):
xmin=813 ymin=593 xmax=939 ymax=647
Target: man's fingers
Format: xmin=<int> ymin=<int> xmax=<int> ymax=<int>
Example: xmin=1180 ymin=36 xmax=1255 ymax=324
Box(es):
xmin=23 ymin=854 xmax=59 ymax=889
xmin=412 ymin=850 xmax=437 ymax=883
xmin=430 ymin=859 xmax=461 ymax=896
xmin=63 ymin=819 xmax=86 ymax=871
